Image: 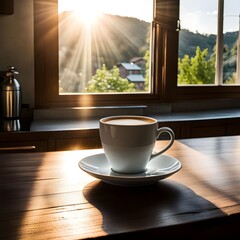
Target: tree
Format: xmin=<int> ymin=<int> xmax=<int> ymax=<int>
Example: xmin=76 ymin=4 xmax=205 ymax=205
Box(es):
xmin=144 ymin=49 xmax=150 ymax=91
xmin=85 ymin=64 xmax=136 ymax=92
xmin=178 ymin=46 xmax=215 ymax=84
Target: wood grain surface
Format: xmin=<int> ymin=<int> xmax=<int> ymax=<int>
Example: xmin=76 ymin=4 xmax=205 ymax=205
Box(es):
xmin=0 ymin=136 xmax=240 ymax=239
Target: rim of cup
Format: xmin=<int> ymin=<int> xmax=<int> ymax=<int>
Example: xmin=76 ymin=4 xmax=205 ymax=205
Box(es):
xmin=100 ymin=115 xmax=157 ymax=126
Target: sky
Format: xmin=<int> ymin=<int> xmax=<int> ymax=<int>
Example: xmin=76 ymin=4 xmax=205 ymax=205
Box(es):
xmin=59 ymin=0 xmax=240 ymax=35
xmin=180 ymin=0 xmax=240 ymax=34
xmin=59 ymin=0 xmax=153 ymax=22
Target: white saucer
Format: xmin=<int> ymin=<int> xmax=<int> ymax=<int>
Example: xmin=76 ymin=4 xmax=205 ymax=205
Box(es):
xmin=78 ymin=153 xmax=182 ymax=186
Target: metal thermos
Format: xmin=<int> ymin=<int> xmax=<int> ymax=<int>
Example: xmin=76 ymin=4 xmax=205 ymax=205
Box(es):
xmin=0 ymin=66 xmax=21 ymax=131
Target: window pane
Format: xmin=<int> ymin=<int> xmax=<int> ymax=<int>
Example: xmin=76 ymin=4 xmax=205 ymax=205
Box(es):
xmin=58 ymin=0 xmax=153 ymax=94
xmin=223 ymin=0 xmax=240 ymax=84
xmin=178 ymin=0 xmax=218 ymax=85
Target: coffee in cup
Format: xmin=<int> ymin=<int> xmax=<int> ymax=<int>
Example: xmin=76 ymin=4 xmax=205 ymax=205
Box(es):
xmin=99 ymin=115 xmax=175 ymax=174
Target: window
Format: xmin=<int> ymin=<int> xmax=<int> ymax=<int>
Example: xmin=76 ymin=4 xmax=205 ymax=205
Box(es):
xmin=178 ymin=0 xmax=218 ymax=85
xmin=178 ymin=0 xmax=240 ymax=86
xmin=34 ymin=0 xmax=240 ymax=108
xmin=171 ymin=0 xmax=240 ymax=101
xmin=223 ymin=0 xmax=240 ymax=84
xmin=58 ymin=0 xmax=153 ymax=94
xmin=34 ymin=0 xmax=159 ymax=108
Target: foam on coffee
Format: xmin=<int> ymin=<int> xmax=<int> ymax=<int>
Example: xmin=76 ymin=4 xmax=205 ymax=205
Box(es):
xmin=103 ymin=117 xmax=156 ymax=126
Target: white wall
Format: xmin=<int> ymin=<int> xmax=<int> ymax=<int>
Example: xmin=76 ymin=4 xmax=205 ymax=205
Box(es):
xmin=0 ymin=0 xmax=34 ymax=107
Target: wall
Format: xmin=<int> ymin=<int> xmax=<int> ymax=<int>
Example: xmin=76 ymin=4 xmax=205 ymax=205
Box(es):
xmin=0 ymin=0 xmax=34 ymax=107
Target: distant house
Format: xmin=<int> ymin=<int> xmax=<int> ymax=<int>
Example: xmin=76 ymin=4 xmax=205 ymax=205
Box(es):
xmin=117 ymin=62 xmax=145 ymax=90
xmin=130 ymin=57 xmax=146 ymax=67
xmin=127 ymin=74 xmax=145 ymax=90
xmin=118 ymin=63 xmax=141 ymax=78
xmin=130 ymin=57 xmax=147 ymax=76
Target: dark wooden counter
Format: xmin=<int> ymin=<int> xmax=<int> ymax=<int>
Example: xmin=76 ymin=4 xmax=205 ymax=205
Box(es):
xmin=3 ymin=108 xmax=240 ymax=152
xmin=0 ymin=136 xmax=240 ymax=239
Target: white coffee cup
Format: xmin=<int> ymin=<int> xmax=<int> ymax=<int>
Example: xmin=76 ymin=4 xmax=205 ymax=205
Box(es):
xmin=99 ymin=115 xmax=175 ymax=174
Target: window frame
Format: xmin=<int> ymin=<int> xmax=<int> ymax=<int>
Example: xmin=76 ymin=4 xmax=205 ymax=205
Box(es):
xmin=34 ymin=0 xmax=163 ymax=108
xmin=169 ymin=0 xmax=240 ymax=101
xmin=34 ymin=0 xmax=240 ymax=109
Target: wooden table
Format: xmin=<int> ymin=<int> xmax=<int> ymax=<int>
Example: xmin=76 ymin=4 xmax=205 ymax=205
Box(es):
xmin=1 ymin=136 xmax=240 ymax=239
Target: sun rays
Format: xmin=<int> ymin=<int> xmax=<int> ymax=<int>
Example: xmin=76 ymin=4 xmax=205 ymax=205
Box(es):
xmin=58 ymin=0 xmax=153 ymax=93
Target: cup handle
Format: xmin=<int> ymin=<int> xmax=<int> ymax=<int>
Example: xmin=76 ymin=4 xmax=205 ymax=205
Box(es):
xmin=150 ymin=127 xmax=175 ymax=160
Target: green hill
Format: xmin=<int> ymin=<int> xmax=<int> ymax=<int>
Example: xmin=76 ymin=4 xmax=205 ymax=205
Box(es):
xmin=59 ymin=12 xmax=238 ymax=86
xmin=179 ymin=29 xmax=238 ymax=59
xmin=59 ymin=12 xmax=150 ymax=72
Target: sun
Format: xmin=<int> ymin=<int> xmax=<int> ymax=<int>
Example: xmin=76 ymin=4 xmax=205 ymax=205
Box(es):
xmin=73 ymin=4 xmax=100 ymax=25
xmin=59 ymin=0 xmax=101 ymax=25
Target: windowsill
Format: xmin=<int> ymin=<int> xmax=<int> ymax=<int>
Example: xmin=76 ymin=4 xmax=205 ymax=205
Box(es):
xmin=30 ymin=105 xmax=147 ymax=132
xmin=30 ymin=107 xmax=240 ymax=132
xmin=29 ymin=99 xmax=240 ymax=132
xmin=30 ymin=119 xmax=100 ymax=132
xmin=150 ymin=108 xmax=240 ymax=122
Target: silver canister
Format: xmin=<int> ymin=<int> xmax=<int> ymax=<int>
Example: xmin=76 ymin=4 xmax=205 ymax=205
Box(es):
xmin=0 ymin=66 xmax=21 ymax=131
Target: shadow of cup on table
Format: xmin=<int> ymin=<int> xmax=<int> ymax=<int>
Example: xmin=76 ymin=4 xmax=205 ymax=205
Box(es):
xmin=83 ymin=179 xmax=225 ymax=238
